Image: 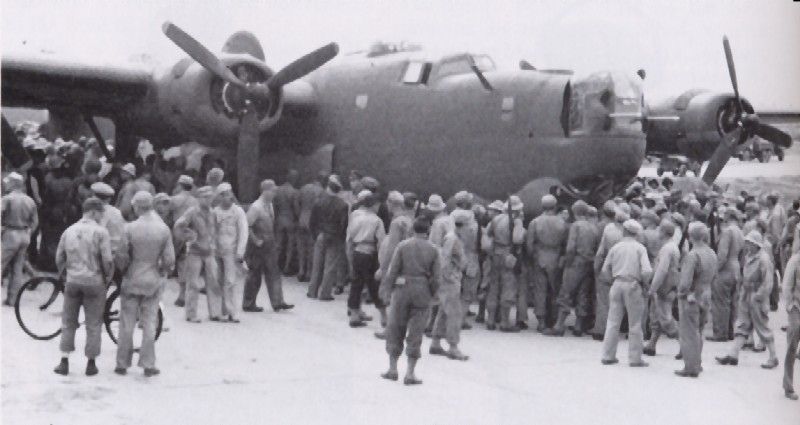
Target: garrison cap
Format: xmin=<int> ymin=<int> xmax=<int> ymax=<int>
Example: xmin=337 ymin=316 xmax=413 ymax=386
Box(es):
xmin=357 ymin=189 xmax=373 ymax=202
xmin=602 ymin=200 xmax=617 ymax=215
xmin=215 ymin=182 xmax=233 ymax=195
xmin=586 ymin=206 xmax=598 ymax=217
xmin=427 ymin=194 xmax=446 ymax=212
xmin=454 ymin=191 xmax=473 ymax=204
xmin=722 ymin=207 xmax=740 ymax=220
xmin=402 ymin=192 xmax=418 ymax=209
xmin=571 ymin=200 xmax=589 ymax=216
xmin=207 ymin=168 xmax=225 ymax=185
xmin=387 ymin=190 xmax=404 ymax=204
xmin=452 ymin=208 xmax=473 ymax=225
xmin=260 ymin=179 xmax=277 ymax=192
xmin=541 ymin=194 xmax=557 ymax=209
xmin=131 ymin=191 xmax=153 ymax=208
xmin=361 ymin=176 xmax=379 ymax=191
xmin=121 ymin=163 xmax=136 ymax=177
xmin=90 ymin=182 xmax=115 ymax=197
xmin=82 ymin=197 xmax=105 ymax=213
xmin=178 ymin=175 xmax=194 ymax=186
xmin=622 ymin=219 xmax=643 ymax=235
xmin=195 ymin=186 xmax=215 ymax=198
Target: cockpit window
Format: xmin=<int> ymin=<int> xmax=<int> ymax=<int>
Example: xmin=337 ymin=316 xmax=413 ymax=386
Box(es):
xmin=402 ymin=61 xmax=432 ymax=84
xmin=436 ymin=54 xmax=496 ymax=79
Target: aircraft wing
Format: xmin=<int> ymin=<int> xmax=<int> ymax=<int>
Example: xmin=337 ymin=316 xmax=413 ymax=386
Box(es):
xmin=1 ymin=54 xmax=152 ymax=116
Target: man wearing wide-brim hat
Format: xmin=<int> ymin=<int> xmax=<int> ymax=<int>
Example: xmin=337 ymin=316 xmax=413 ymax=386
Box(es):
xmin=484 ymin=195 xmax=525 ymax=332
xmin=716 ymin=231 xmax=780 ymax=369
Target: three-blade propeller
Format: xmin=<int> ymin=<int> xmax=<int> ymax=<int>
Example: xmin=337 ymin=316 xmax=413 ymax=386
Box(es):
xmin=702 ymin=36 xmax=792 ymax=185
xmin=162 ymin=21 xmax=338 ymax=202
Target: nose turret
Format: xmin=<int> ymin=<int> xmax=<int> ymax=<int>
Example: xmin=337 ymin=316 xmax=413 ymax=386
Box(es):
xmin=567 ymin=71 xmax=644 ymax=138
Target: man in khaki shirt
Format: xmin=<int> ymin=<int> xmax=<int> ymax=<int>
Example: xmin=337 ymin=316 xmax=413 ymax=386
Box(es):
xmin=2 ymin=172 xmax=38 ymax=305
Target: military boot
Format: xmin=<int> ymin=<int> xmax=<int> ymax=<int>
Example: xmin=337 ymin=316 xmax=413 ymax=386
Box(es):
xmin=348 ymin=309 xmax=366 ymax=328
xmin=543 ymin=310 xmax=569 ymax=336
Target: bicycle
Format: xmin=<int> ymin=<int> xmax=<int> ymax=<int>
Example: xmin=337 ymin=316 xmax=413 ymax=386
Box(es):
xmin=14 ymin=274 xmax=164 ymax=344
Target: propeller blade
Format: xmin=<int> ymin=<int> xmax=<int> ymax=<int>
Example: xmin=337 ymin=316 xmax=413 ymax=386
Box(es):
xmin=267 ymin=43 xmax=339 ymax=90
xmin=754 ymin=122 xmax=793 ymax=148
xmin=236 ymin=109 xmax=261 ymax=203
xmin=722 ymin=36 xmax=742 ymax=112
xmin=702 ymin=128 xmax=740 ymax=185
xmin=163 ymin=21 xmax=247 ymax=88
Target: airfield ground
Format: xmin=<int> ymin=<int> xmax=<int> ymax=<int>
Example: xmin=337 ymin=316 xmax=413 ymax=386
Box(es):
xmin=3 ymin=144 xmax=800 ymax=425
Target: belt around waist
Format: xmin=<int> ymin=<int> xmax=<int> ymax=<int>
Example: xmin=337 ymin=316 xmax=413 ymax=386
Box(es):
xmin=395 ymin=276 xmax=430 ymax=286
xmin=613 ymin=277 xmax=639 ymax=284
xmin=3 ymin=225 xmax=29 ymax=230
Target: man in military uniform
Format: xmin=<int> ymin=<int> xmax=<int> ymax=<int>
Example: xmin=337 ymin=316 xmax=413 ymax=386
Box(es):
xmin=600 ymin=220 xmax=652 ymax=367
xmin=2 ymin=173 xmax=38 ymax=305
xmin=782 ymin=250 xmax=800 ymax=400
xmin=485 ymin=196 xmax=525 ymax=332
xmin=114 ymin=192 xmax=175 ymax=377
xmin=545 ymin=200 xmax=598 ymax=336
xmin=169 ymin=175 xmax=198 ymax=307
xmin=591 ymin=208 xmax=627 ymax=340
xmin=643 ymin=219 xmax=680 ymax=356
xmin=274 ymin=169 xmax=300 ymax=275
xmin=526 ymin=194 xmax=568 ymax=331
xmin=296 ymin=172 xmax=326 ymax=282
xmin=345 ymin=191 xmax=387 ymax=327
xmin=675 ymin=222 xmax=718 ymax=377
xmin=710 ymin=208 xmax=745 ymax=341
xmin=451 ymin=191 xmax=480 ymax=330
xmin=214 ymin=183 xmax=249 ymax=322
xmin=307 ymin=175 xmax=349 ymax=300
xmin=53 ymin=198 xmax=113 ymax=376
xmin=379 ymin=218 xmax=440 ymax=385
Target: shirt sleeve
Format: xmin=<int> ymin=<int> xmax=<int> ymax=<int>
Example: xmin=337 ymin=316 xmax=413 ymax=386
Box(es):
xmin=650 ymin=245 xmax=670 ymax=293
xmin=161 ymin=230 xmax=176 ymax=274
xmin=757 ymin=254 xmax=774 ymax=300
xmin=783 ymin=254 xmax=799 ymax=311
xmin=374 ymin=217 xmax=387 ymax=247
xmin=381 ymin=243 xmax=403 ymax=290
xmin=236 ymin=207 xmax=249 ymax=257
xmin=639 ymin=244 xmax=653 ymax=283
xmin=98 ymin=228 xmax=114 ymax=283
xmin=564 ymin=224 xmax=578 ymax=264
xmin=716 ymin=228 xmax=730 ymax=271
xmin=55 ymin=230 xmax=68 ymax=274
xmin=600 ymin=245 xmax=614 ymax=283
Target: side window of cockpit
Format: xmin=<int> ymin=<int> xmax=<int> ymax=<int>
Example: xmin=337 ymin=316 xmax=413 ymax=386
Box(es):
xmin=401 ymin=61 xmax=432 ymax=85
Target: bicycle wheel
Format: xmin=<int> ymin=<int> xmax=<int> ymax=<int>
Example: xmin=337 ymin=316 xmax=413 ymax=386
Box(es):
xmin=104 ymin=288 xmax=164 ymax=346
xmin=14 ymin=276 xmax=64 ymax=340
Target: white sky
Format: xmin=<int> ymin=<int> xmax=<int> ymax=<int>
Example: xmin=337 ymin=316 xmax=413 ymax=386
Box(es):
xmin=2 ymin=0 xmax=799 ymax=110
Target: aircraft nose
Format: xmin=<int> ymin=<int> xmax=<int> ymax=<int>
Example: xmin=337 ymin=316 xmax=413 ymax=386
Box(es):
xmin=569 ymin=71 xmax=643 ymax=138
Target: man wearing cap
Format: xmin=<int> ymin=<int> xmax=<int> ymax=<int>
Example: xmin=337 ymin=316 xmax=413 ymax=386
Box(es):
xmin=174 ymin=186 xmax=222 ymax=322
xmin=114 ymin=192 xmax=175 ymax=377
xmin=427 ymin=194 xmax=455 ymax=249
xmin=526 ymin=194 xmax=568 ymax=332
xmin=90 ymin=182 xmax=125 ymax=257
xmin=40 ymin=154 xmax=77 ymax=271
xmin=430 ymin=209 xmax=470 ymax=361
xmin=451 ymin=191 xmax=480 ymax=329
xmin=476 ymin=201 xmax=504 ymax=324
xmin=345 ymin=191 xmax=387 ymax=327
xmin=243 ymin=180 xmax=294 ymax=312
xmin=643 ymin=219 xmax=680 ymax=356
xmin=485 ymin=196 xmax=526 ymax=332
xmin=2 ymin=173 xmax=38 ymax=305
xmin=716 ymin=231 xmax=780 ymax=369
xmin=170 ymin=175 xmax=198 ymax=307
xmin=53 ymin=197 xmax=113 ymax=376
xmin=766 ymin=192 xmax=786 ymax=269
xmin=600 ymin=219 xmax=652 ymax=367
xmin=710 ymin=207 xmax=745 ymax=342
xmin=296 ymin=172 xmax=327 ymax=282
xmin=153 ymin=193 xmax=173 ymax=226
xmin=214 ymin=183 xmax=249 ymax=322
xmin=591 ymin=208 xmax=627 ymax=340
xmin=545 ymin=200 xmax=598 ymax=336
xmin=116 ymin=163 xmax=155 ymax=221
xmin=274 ymin=169 xmax=300 ymax=275
xmin=782 ymin=250 xmax=800 ymax=400
xmin=379 ymin=218 xmax=441 ymax=385
xmin=308 ymin=175 xmax=349 ymax=300
xmin=675 ymin=222 xmax=718 ymax=377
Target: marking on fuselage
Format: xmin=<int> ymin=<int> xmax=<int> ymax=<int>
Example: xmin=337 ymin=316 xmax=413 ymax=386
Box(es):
xmin=356 ymin=94 xmax=369 ymax=109
xmin=502 ymin=96 xmax=515 ymax=112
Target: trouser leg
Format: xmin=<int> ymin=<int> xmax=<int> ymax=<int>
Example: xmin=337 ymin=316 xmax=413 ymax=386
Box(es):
xmin=433 ymin=283 xmax=462 ymax=346
xmin=137 ymin=293 xmax=160 ymax=369
xmin=202 ymin=256 xmax=222 ymax=318
xmin=242 ymin=261 xmax=265 ymax=309
xmin=219 ymin=254 xmax=240 ymax=320
xmin=485 ymin=259 xmax=501 ymax=326
xmin=296 ymin=228 xmax=309 ymax=277
xmin=532 ymin=264 xmax=547 ymax=323
xmin=59 ymin=284 xmax=82 ymax=354
xmin=283 ymin=225 xmax=296 ymax=272
xmin=176 ymin=255 xmax=187 ymax=303
xmin=621 ymin=282 xmax=645 ymax=364
xmin=679 ymin=299 xmax=701 ymax=373
xmin=602 ymin=281 xmax=625 ymax=361
xmin=263 ymin=246 xmax=285 ymax=309
xmin=499 ymin=266 xmax=518 ymax=328
xmin=784 ymin=309 xmax=800 ymax=393
xmin=515 ymin=263 xmax=530 ymax=323
xmin=386 ymin=288 xmax=409 ymax=358
xmin=82 ymin=284 xmax=106 ymax=359
xmin=307 ymin=234 xmax=325 ymax=296
xmin=405 ymin=303 xmax=430 ymax=359
xmin=320 ymin=238 xmax=344 ymax=298
xmin=184 ymin=254 xmax=203 ymax=320
xmin=593 ymin=279 xmax=611 ymax=336
xmin=546 ymin=265 xmax=562 ymax=327
xmin=116 ymin=293 xmax=140 ymax=369
xmin=712 ymin=275 xmax=735 ymax=339
xmin=2 ymin=230 xmax=29 ymax=303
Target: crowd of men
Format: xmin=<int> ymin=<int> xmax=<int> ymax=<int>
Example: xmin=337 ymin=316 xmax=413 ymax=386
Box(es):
xmin=1 ymin=131 xmax=799 ymax=398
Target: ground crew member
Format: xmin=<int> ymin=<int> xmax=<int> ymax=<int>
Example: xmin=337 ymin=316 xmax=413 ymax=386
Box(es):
xmin=170 ymin=175 xmax=198 ymax=307
xmin=485 ymin=196 xmax=525 ymax=332
xmin=643 ymin=219 xmax=680 ymax=356
xmin=274 ymin=169 xmax=300 ymax=275
xmin=591 ymin=208 xmax=627 ymax=340
xmin=451 ymin=191 xmax=480 ymax=330
xmin=114 ymin=192 xmax=175 ymax=377
xmin=675 ymin=222 xmax=718 ymax=377
xmin=766 ymin=192 xmax=786 ymax=269
xmin=782 ymin=250 xmax=800 ymax=400
xmin=214 ymin=183 xmax=249 ymax=322
xmin=296 ymin=172 xmax=327 ymax=282
xmin=116 ymin=163 xmax=156 ymax=220
xmin=600 ymin=219 xmax=652 ymax=367
xmin=345 ymin=191 xmax=387 ymax=328
xmin=40 ymin=156 xmax=77 ymax=272
xmin=379 ymin=218 xmax=440 ymax=385
xmin=640 ymin=210 xmax=662 ymax=261
xmin=243 ymin=180 xmax=294 ymax=312
xmin=174 ymin=186 xmax=222 ymax=322
xmin=475 ymin=201 xmax=504 ymax=324
xmin=710 ymin=208 xmax=744 ymax=341
xmin=53 ymin=197 xmax=113 ymax=376
xmin=716 ymin=231 xmax=780 ymax=369
xmin=430 ymin=209 xmax=471 ymax=361
xmin=377 ymin=192 xmax=416 ymax=281
xmin=545 ymin=200 xmax=597 ymax=336
xmin=526 ymin=194 xmax=568 ymax=331
xmin=425 ymin=194 xmax=453 ymax=332
xmin=307 ymin=175 xmax=349 ymax=300
xmin=90 ymin=182 xmax=125 ymax=258
xmin=2 ymin=173 xmax=37 ymax=305
xmin=153 ymin=193 xmax=172 ymax=227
